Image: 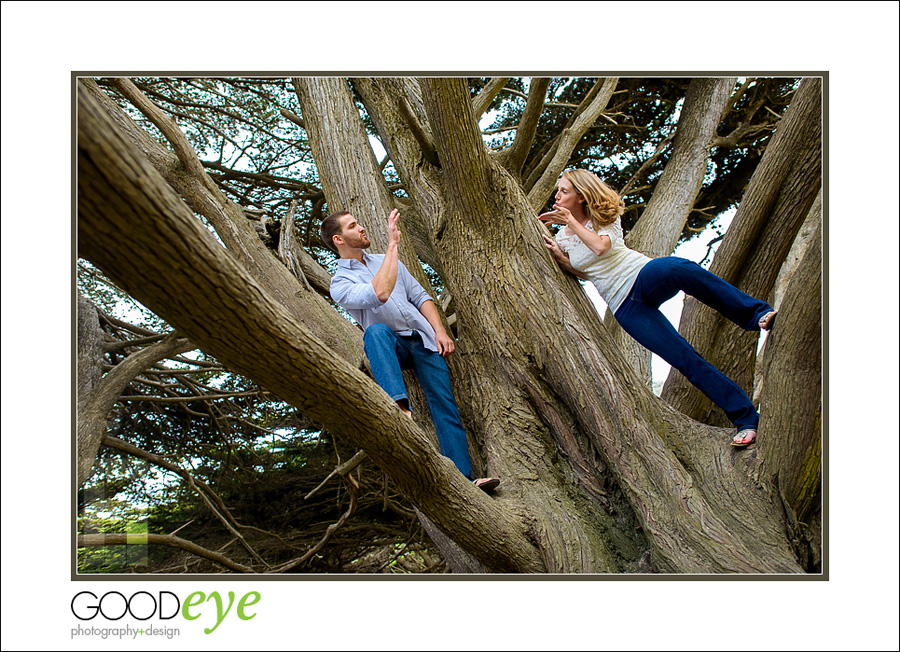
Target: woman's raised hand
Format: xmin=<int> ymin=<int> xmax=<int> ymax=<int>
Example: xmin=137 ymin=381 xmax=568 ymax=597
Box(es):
xmin=538 ymin=203 xmax=574 ymax=227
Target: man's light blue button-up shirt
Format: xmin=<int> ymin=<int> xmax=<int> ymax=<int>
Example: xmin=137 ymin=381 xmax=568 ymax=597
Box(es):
xmin=330 ymin=252 xmax=439 ymax=353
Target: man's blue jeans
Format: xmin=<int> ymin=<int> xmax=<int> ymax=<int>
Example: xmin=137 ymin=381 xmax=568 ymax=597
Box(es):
xmin=614 ymin=257 xmax=773 ymax=431
xmin=363 ymin=323 xmax=473 ymax=478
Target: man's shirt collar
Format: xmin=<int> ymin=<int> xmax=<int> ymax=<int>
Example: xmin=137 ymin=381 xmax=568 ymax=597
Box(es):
xmin=337 ymin=252 xmax=376 ymax=269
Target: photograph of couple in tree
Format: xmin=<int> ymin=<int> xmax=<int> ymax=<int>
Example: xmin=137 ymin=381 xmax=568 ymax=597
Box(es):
xmin=76 ymin=75 xmax=822 ymax=575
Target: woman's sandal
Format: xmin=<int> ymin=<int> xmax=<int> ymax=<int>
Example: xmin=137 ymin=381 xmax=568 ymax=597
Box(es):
xmin=731 ymin=429 xmax=757 ymax=447
xmin=759 ymin=310 xmax=778 ymax=331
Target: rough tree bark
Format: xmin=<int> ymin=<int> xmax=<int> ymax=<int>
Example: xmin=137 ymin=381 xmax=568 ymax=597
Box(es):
xmin=325 ymin=77 xmax=811 ymax=572
xmin=77 ymin=76 xmax=822 ymax=574
xmin=76 ymin=294 xmax=106 ymax=485
xmin=754 ymin=188 xmax=822 ymax=404
xmin=757 ymin=222 xmax=823 ymax=569
xmin=610 ymin=77 xmax=738 ymax=384
xmin=661 ymin=78 xmax=822 ymax=428
xmin=627 ymin=77 xmax=737 ymax=259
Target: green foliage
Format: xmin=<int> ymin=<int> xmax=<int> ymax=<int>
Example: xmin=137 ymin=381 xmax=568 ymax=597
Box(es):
xmin=476 ymin=76 xmax=798 ymax=240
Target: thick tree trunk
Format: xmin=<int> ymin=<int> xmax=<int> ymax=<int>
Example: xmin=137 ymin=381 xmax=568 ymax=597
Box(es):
xmin=293 ymin=77 xmax=439 ymax=305
xmin=609 ymin=78 xmax=738 ymax=385
xmin=627 ymin=77 xmax=737 ymax=258
xmin=76 ymin=294 xmax=106 ymax=485
xmin=757 ymin=222 xmax=823 ymax=568
xmin=754 ymin=188 xmax=822 ymax=404
xmin=412 ymin=78 xmax=803 ymax=572
xmin=661 ymin=78 xmax=822 ymax=428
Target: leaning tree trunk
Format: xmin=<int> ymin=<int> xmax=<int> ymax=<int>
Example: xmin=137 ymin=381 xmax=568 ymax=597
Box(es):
xmin=661 ymin=78 xmax=822 ymax=428
xmin=294 ymin=76 xmax=481 ymax=569
xmin=341 ymin=76 xmax=642 ymax=571
xmin=757 ymin=222 xmax=823 ymax=569
xmin=627 ymin=77 xmax=737 ymax=259
xmin=81 ymin=78 xmax=364 ymax=368
xmin=754 ymin=188 xmax=822 ymax=404
xmin=77 ymin=294 xmax=106 ymax=485
xmin=76 ymin=78 xmax=371 ymax=488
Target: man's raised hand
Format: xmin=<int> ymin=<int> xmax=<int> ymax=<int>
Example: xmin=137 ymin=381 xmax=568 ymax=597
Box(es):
xmin=387 ymin=209 xmax=401 ymax=247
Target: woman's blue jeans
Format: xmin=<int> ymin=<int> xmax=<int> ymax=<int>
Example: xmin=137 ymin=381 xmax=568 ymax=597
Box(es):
xmin=363 ymin=323 xmax=473 ymax=478
xmin=614 ymin=257 xmax=773 ymax=431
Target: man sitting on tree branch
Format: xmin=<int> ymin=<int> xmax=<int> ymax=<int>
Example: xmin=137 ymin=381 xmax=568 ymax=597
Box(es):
xmin=323 ymin=209 xmax=500 ymax=493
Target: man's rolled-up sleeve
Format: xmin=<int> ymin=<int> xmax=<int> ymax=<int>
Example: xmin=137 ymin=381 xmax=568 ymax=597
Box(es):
xmin=330 ymin=274 xmax=384 ymax=310
xmin=399 ymin=262 xmax=434 ymax=310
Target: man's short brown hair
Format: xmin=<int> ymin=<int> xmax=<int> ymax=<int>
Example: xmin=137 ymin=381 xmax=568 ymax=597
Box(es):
xmin=320 ymin=210 xmax=350 ymax=254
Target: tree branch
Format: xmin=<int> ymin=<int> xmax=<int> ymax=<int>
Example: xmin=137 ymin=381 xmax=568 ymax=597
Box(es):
xmin=526 ymin=78 xmax=618 ymax=212
xmin=78 ymin=533 xmax=254 ymax=573
xmin=522 ymin=78 xmax=610 ymax=190
xmin=274 ymin=474 xmax=360 ymax=572
xmin=397 ymin=96 xmax=440 ymax=167
xmin=101 ymin=434 xmax=269 ymax=568
xmin=103 ymin=333 xmax=166 ymax=354
xmin=109 ymin=78 xmax=218 ymax=195
xmin=305 ymin=450 xmax=368 ymax=499
xmin=619 ymin=134 xmax=674 ymax=197
xmin=277 ymin=199 xmax=313 ymax=292
xmin=501 ymin=78 xmax=551 ymax=176
xmin=279 ymin=107 xmax=304 ymax=128
xmin=626 ymin=77 xmax=736 ymax=258
xmin=81 ymin=78 xmax=364 ymax=367
xmin=77 ymin=320 xmax=194 ymax=486
xmin=117 ymin=389 xmax=267 ymax=402
xmin=472 ymin=77 xmax=510 ymax=119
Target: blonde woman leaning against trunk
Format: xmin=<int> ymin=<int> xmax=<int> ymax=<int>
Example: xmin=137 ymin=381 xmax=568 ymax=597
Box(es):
xmin=540 ymin=169 xmax=777 ymax=447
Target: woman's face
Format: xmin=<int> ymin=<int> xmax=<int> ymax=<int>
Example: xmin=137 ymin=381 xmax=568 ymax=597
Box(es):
xmin=554 ymin=177 xmax=583 ymax=213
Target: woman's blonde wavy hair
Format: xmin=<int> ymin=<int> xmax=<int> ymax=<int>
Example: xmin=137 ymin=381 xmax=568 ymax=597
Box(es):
xmin=562 ymin=169 xmax=624 ymax=229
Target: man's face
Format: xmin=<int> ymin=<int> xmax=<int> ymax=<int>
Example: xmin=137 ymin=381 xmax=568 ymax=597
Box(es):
xmin=336 ymin=214 xmax=370 ymax=250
